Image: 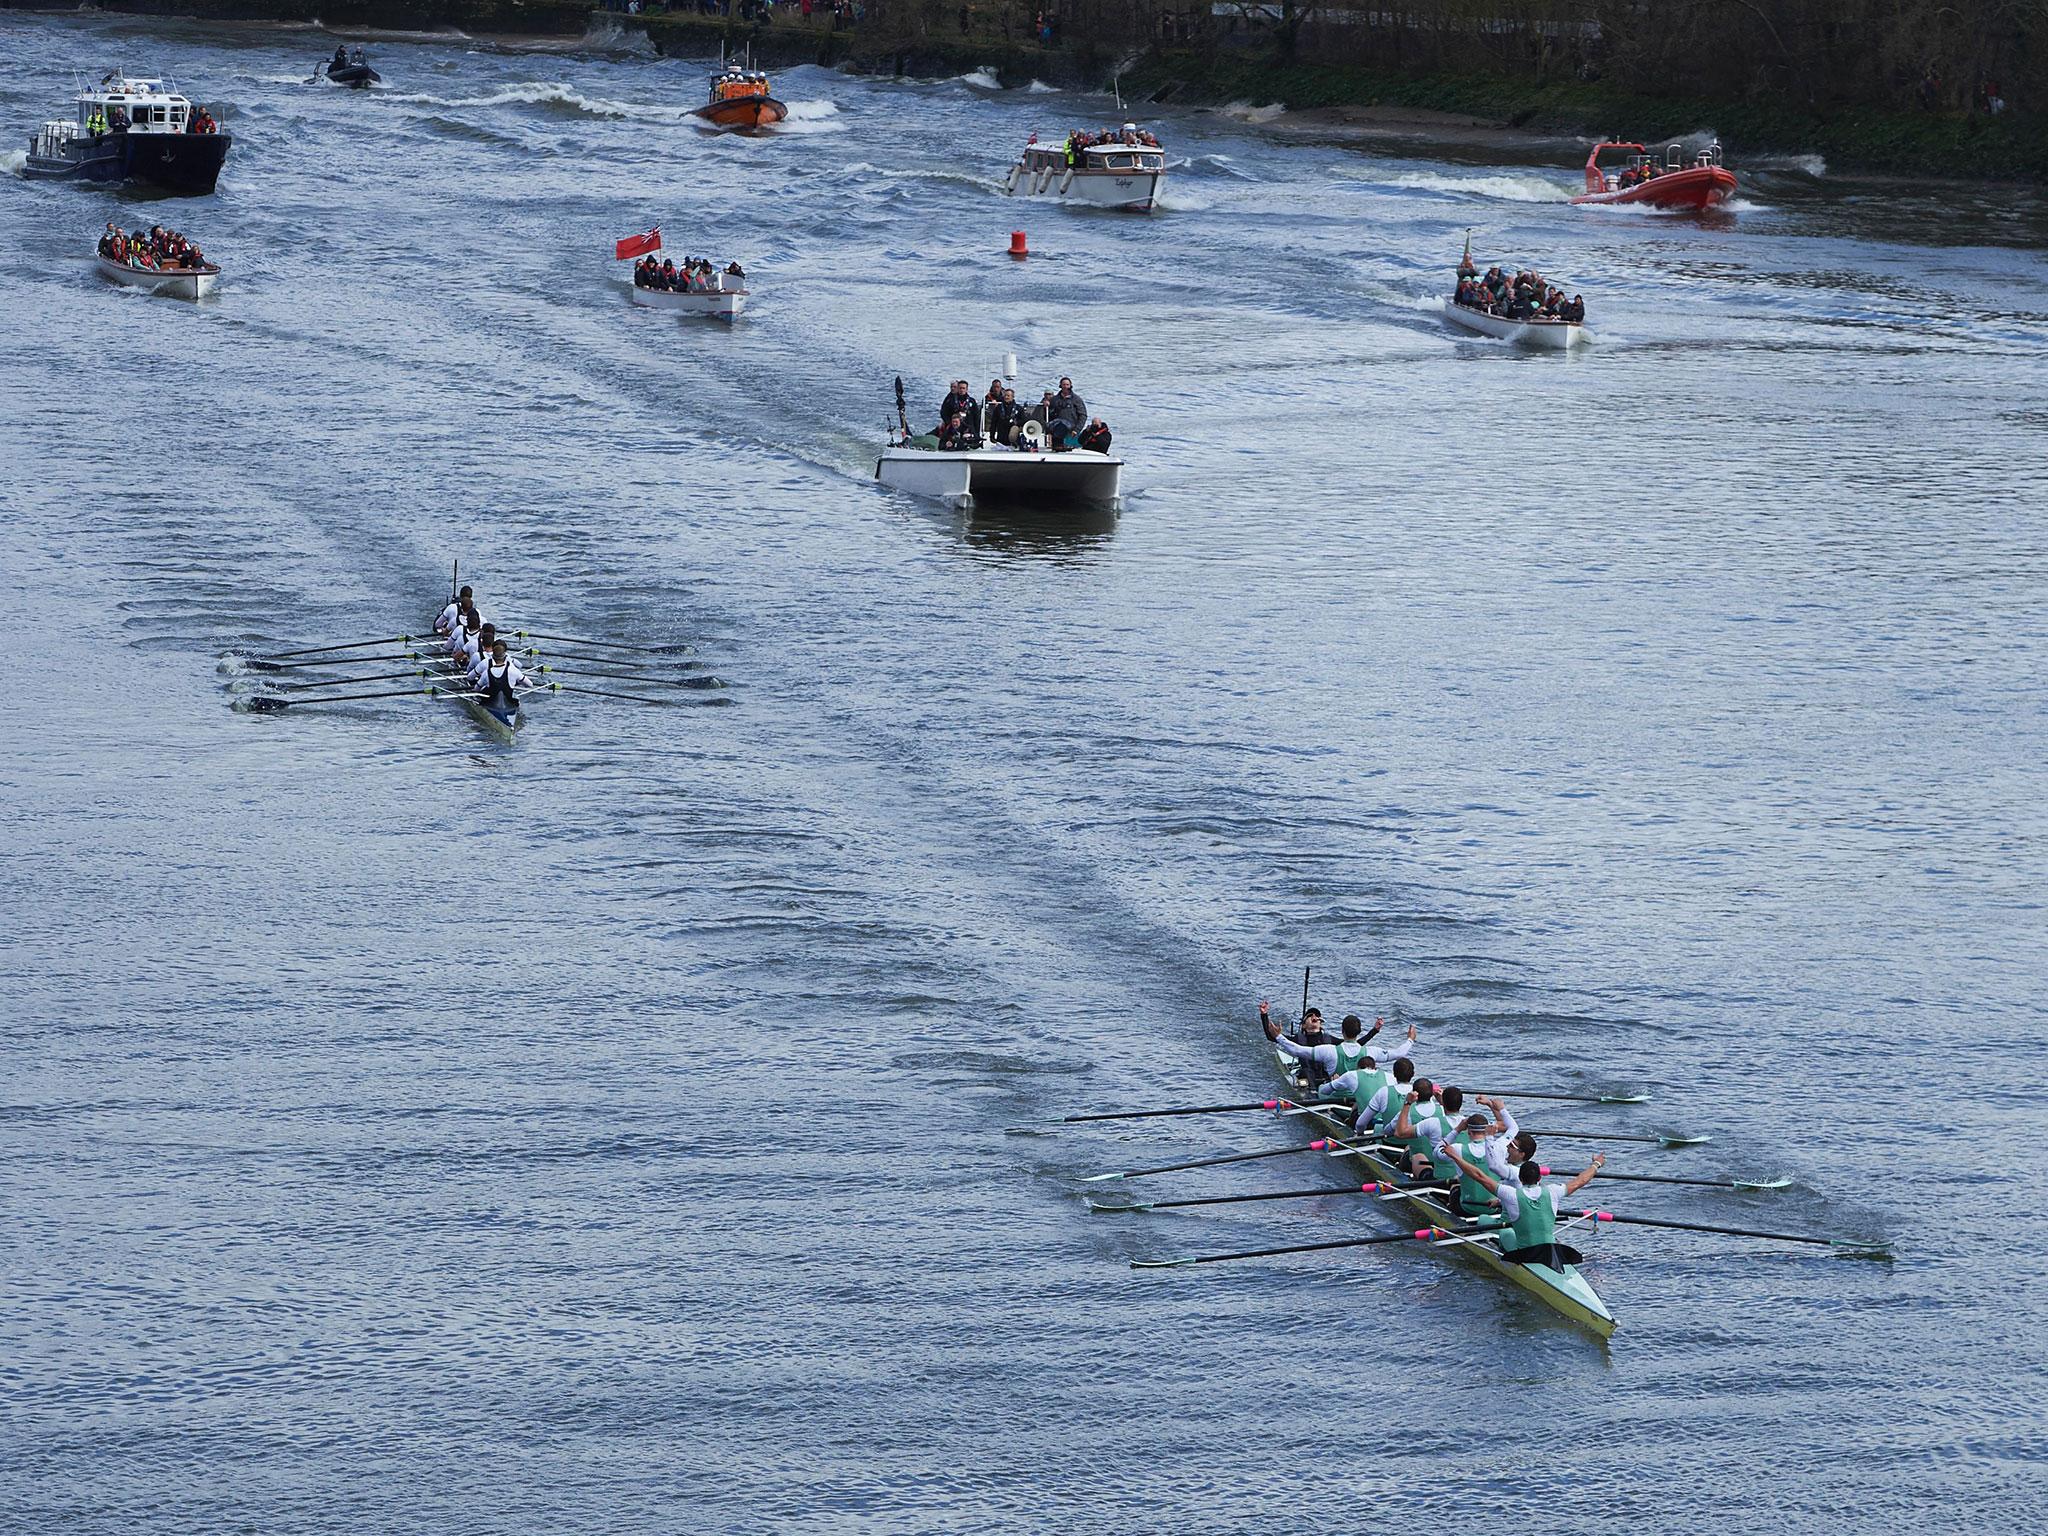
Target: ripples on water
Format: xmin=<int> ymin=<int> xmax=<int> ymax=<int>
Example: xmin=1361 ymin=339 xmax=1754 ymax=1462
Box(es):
xmin=2 ymin=13 xmax=2045 ymax=1531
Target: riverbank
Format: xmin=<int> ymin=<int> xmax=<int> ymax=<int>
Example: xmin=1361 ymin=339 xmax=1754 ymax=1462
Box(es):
xmin=1122 ymin=48 xmax=2047 ymax=184
xmin=0 ymin=0 xmax=596 ymax=33
xmin=11 ymin=1 xmax=2041 ymax=180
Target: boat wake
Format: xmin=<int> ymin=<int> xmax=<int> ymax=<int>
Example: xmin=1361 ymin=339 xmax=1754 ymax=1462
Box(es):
xmin=1751 ymin=152 xmax=1827 ymax=177
xmin=1 ymin=148 xmax=26 ymax=177
xmin=1182 ymin=153 xmax=1258 ymax=182
xmin=1215 ymin=99 xmax=1286 ymax=124
xmin=772 ymin=99 xmax=845 ymax=135
xmin=956 ymin=67 xmax=1003 ymax=90
xmin=1026 ymin=79 xmax=1058 ymax=93
xmin=382 ymin=82 xmax=684 ymax=123
xmin=1387 ymin=170 xmax=1573 ymax=204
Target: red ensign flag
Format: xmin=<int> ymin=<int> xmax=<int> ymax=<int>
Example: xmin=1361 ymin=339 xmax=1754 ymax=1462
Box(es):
xmin=615 ymin=227 xmax=662 ymax=260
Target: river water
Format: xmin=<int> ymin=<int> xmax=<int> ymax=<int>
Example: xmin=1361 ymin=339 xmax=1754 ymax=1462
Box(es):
xmin=3 ymin=12 xmax=2045 ymax=1532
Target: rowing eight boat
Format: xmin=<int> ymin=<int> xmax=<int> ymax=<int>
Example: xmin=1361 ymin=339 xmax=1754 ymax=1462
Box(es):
xmin=423 ymin=616 xmax=522 ymax=741
xmin=1271 ymin=1045 xmax=1617 ymax=1338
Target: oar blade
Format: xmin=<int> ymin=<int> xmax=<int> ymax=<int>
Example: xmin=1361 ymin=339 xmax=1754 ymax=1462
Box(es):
xmin=1129 ymin=1257 xmax=1198 ymax=1270
xmin=1733 ymin=1176 xmax=1794 ymax=1192
xmin=1086 ymin=1199 xmax=1151 ymax=1215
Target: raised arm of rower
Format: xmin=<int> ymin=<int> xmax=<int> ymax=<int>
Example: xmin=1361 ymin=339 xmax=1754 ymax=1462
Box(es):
xmin=1379 ymin=1023 xmax=1418 ymax=1063
xmin=1560 ymin=1153 xmax=1606 ymax=1196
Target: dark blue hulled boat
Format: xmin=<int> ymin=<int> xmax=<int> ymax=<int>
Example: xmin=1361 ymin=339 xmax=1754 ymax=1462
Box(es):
xmin=25 ymin=72 xmax=231 ymax=195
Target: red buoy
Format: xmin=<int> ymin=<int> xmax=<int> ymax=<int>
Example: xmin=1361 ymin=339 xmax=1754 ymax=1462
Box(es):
xmin=1009 ymin=229 xmax=1028 ymax=259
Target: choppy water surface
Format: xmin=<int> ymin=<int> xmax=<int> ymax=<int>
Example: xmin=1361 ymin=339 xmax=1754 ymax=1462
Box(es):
xmin=3 ymin=13 xmax=2045 ymax=1531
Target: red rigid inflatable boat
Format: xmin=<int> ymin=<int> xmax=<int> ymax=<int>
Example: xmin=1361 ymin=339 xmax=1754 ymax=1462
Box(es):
xmin=1571 ymin=140 xmax=1738 ymax=210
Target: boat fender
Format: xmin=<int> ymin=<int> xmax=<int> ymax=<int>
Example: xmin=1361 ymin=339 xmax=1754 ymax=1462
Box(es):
xmin=1003 ymin=165 xmax=1021 ymax=195
xmin=1058 ymin=168 xmax=1075 ymax=195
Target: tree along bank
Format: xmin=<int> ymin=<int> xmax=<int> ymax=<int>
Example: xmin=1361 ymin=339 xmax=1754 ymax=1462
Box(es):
xmin=1120 ymin=44 xmax=2047 ymax=184
xmin=16 ymin=1 xmax=2040 ymax=181
xmin=0 ymin=0 xmax=596 ymax=33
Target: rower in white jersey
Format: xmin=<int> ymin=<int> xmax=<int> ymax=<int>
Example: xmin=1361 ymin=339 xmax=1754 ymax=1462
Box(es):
xmin=1440 ymin=1139 xmax=1605 ymax=1270
xmin=449 ymin=620 xmax=493 ymax=672
xmin=435 ymin=586 xmax=476 ymax=637
xmin=472 ymin=638 xmax=533 ymax=718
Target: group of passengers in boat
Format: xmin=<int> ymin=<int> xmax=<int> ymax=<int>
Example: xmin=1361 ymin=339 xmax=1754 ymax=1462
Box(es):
xmin=1456 ymin=266 xmax=1585 ymax=324
xmin=632 ymin=255 xmax=746 ymax=292
xmin=327 ymin=46 xmax=371 ymax=75
xmin=1060 ymin=123 xmax=1161 ymax=163
xmin=917 ymin=375 xmax=1113 ymax=454
xmin=84 ymin=102 xmax=221 ymax=137
xmin=1616 ymin=161 xmax=1667 ymax=190
xmin=98 ymin=222 xmax=211 ymax=273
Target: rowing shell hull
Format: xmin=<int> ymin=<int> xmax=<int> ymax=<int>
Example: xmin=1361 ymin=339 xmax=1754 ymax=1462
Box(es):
xmin=1443 ymin=299 xmax=1584 ymax=350
xmin=457 ymin=692 xmax=521 ymax=741
xmin=423 ymin=651 xmax=521 ymax=740
xmin=1273 ymin=1047 xmax=1617 ymax=1338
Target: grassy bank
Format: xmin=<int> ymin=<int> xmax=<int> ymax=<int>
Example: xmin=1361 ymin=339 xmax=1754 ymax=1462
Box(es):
xmin=1123 ymin=47 xmax=2048 ymax=182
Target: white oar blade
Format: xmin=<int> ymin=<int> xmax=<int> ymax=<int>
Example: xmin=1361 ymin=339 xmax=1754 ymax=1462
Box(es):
xmin=1734 ymin=1176 xmax=1793 ymax=1192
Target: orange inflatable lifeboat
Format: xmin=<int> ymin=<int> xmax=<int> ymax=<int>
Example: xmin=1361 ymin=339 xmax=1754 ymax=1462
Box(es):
xmin=690 ymin=63 xmax=786 ymax=135
xmin=1571 ymin=140 xmax=1737 ymax=211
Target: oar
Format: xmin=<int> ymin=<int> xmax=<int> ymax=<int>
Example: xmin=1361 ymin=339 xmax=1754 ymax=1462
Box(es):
xmin=536 ymin=682 xmax=673 ymax=706
xmin=1082 ymin=1140 xmax=1332 ymax=1183
xmin=1573 ymin=1210 xmax=1890 ymax=1257
xmin=265 ymin=635 xmax=421 ymax=660
xmin=278 ymin=669 xmax=431 ymax=690
xmin=543 ymin=665 xmax=720 ymax=688
xmin=1013 ymin=1099 xmax=1290 ymax=1132
xmin=1472 ymin=1087 xmax=1651 ymax=1105
xmin=1527 ymin=1128 xmax=1708 ymax=1148
xmin=1557 ymin=1167 xmax=1790 ymax=1192
xmin=242 ymin=686 xmax=440 ymax=713
xmin=506 ymin=629 xmax=693 ymax=655
xmin=1091 ymin=1181 xmax=1387 ymax=1214
xmin=1133 ymin=1226 xmax=1440 ymax=1270
xmin=247 ymin=651 xmax=436 ymax=673
xmin=1300 ymin=965 xmax=1311 ymax=1025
